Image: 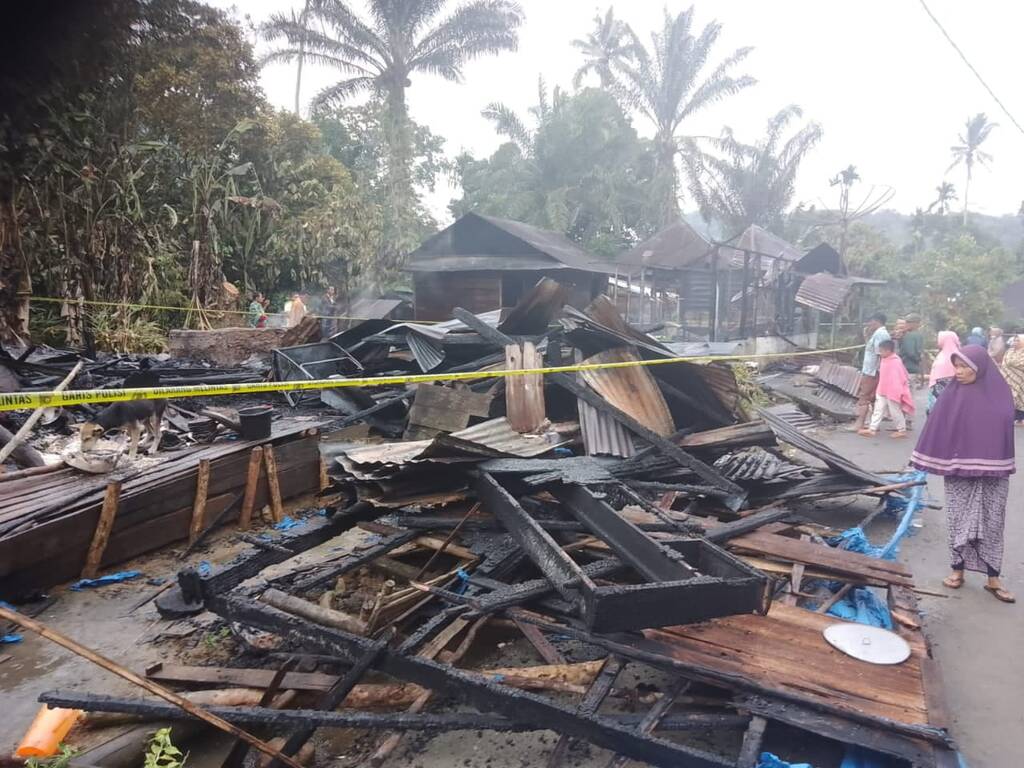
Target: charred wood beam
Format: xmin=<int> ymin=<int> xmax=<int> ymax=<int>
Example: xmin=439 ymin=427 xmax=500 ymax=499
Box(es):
xmin=548 ymin=655 xmax=627 ymax=767
xmin=270 ymin=643 xmax=384 ymax=768
xmin=39 ymin=691 xmax=749 ymax=733
xmin=606 ymin=678 xmax=693 ymax=768
xmin=703 ymin=507 xmax=795 ymax=545
xmin=550 ymin=485 xmax=696 ymax=583
xmin=206 ymin=597 xmax=732 ymax=768
xmin=476 ymin=473 xmax=594 ymax=609
xmin=284 ymin=530 xmax=419 ymax=593
xmin=451 ymin=307 xmax=745 ymax=509
xmin=388 ymin=516 xmax=689 ymax=534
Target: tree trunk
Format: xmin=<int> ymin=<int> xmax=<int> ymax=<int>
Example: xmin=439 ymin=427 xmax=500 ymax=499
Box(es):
xmin=293 ymin=0 xmax=311 ymax=116
xmin=380 ymin=83 xmax=415 ymax=287
xmin=962 ymin=165 xmax=971 ymax=227
xmin=654 ymin=133 xmax=679 ymax=227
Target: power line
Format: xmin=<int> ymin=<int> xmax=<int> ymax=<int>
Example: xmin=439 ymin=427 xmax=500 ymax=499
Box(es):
xmin=918 ymin=0 xmax=1024 ymax=137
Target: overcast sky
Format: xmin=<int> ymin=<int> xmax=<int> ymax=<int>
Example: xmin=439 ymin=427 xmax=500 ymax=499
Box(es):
xmin=209 ymin=0 xmax=1024 ymax=223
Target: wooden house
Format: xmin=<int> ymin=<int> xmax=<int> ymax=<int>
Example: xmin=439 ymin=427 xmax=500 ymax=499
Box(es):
xmin=404 ymin=213 xmax=614 ymax=320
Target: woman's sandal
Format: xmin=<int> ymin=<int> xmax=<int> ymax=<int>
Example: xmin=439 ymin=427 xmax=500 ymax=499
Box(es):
xmin=942 ymin=574 xmax=964 ymax=589
xmin=983 ymin=585 xmax=1016 ymax=603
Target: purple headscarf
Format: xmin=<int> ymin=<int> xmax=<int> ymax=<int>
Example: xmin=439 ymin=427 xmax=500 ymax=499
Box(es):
xmin=911 ymin=345 xmax=1015 ymax=477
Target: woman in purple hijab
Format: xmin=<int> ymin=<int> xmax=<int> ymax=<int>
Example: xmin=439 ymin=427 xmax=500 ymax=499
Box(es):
xmin=911 ymin=345 xmax=1016 ymax=602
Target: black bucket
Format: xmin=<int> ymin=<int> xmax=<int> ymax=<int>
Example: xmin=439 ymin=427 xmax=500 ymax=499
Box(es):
xmin=237 ymin=405 xmax=273 ymax=441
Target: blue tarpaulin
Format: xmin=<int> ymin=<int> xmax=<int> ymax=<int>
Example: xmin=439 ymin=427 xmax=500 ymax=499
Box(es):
xmin=757 ymin=753 xmax=812 ymax=768
xmin=70 ymin=570 xmax=142 ymax=590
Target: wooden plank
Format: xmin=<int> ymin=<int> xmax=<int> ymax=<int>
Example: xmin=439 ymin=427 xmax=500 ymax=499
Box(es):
xmin=81 ymin=482 xmax=122 ymax=580
xmin=782 ymin=534 xmax=809 ymax=607
xmin=727 ymin=530 xmax=914 ymax=587
xmin=187 ymin=459 xmax=211 ymax=545
xmin=263 ymin=445 xmax=284 ymax=523
xmin=736 ymin=715 xmax=767 ymax=768
xmin=404 ymin=383 xmax=493 ymax=439
xmin=238 ymin=447 xmax=264 ymax=531
xmin=639 ymin=604 xmax=930 ymax=726
xmin=505 ymin=342 xmax=545 ymax=433
xmin=512 ymin=617 xmax=564 ymax=665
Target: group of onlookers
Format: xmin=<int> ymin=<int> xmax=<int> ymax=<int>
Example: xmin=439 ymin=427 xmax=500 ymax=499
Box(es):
xmin=853 ymin=313 xmax=1016 ymax=604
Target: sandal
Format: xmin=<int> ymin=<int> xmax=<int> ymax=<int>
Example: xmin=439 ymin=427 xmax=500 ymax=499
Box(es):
xmin=890 ymin=431 xmax=909 ymax=439
xmin=942 ymin=574 xmax=964 ymax=589
xmin=984 ymin=585 xmax=1016 ymax=603
xmin=857 ymin=429 xmax=876 ymax=437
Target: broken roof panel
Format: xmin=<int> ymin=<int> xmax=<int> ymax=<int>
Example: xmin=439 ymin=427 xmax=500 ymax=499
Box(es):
xmin=616 ymin=220 xmax=712 ymax=272
xmin=795 ymin=272 xmax=886 ymax=313
xmin=404 ymin=212 xmax=615 ymax=274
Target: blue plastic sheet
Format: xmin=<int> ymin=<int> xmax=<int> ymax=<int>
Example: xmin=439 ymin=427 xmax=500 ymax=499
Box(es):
xmin=274 ymin=515 xmax=302 ymax=531
xmin=1 ymin=633 xmax=22 ymax=644
xmin=826 ymin=586 xmax=893 ymax=629
xmin=70 ymin=570 xmax=142 ymax=590
xmin=757 ymin=753 xmax=812 ymax=768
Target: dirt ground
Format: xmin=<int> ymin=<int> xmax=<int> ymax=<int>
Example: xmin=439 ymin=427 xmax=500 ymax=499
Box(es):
xmin=3 ymin=389 xmax=1021 ymax=766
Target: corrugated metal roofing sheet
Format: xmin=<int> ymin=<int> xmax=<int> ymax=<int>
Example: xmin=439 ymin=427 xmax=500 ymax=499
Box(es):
xmin=815 ymin=360 xmax=863 ymax=398
xmin=616 ymin=221 xmax=712 ymax=271
xmin=577 ymin=348 xmax=676 ymax=437
xmin=795 ymin=273 xmax=886 ymax=313
xmin=578 ymin=397 xmax=636 ymax=458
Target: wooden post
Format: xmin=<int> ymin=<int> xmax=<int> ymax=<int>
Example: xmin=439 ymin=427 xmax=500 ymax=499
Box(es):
xmin=504 ymin=341 xmax=545 ymax=433
xmin=318 ymin=456 xmax=329 ymax=492
xmin=263 ymin=445 xmax=284 ymax=523
xmin=239 ymin=447 xmax=263 ymax=531
xmin=187 ymin=459 xmax=211 ymax=545
xmin=0 ymin=606 xmax=306 ymax=768
xmin=81 ymin=481 xmax=122 ymax=579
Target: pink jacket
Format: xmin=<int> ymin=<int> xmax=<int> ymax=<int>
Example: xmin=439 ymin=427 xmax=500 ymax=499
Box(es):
xmin=876 ymin=354 xmax=915 ymax=414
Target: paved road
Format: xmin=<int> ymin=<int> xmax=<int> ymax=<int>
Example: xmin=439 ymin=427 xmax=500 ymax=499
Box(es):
xmin=819 ymin=399 xmax=1023 ymax=768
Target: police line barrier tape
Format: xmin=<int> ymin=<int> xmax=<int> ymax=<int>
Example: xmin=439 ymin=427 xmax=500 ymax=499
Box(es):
xmin=29 ymin=295 xmax=442 ymax=324
xmin=0 ymin=345 xmax=862 ymax=413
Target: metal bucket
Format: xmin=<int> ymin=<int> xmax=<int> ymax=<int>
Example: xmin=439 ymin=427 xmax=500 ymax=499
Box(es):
xmin=237 ymin=406 xmax=273 ymax=441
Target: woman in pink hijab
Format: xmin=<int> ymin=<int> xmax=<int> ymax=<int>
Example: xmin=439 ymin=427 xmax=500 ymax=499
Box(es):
xmin=927 ymin=330 xmax=961 ymax=414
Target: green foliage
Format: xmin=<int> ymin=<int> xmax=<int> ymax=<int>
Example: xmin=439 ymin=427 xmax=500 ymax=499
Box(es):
xmin=452 ymin=88 xmax=657 ymax=256
xmin=144 ymin=727 xmax=186 ymax=768
xmin=684 ymin=105 xmax=823 ymax=236
xmin=25 ymin=743 xmax=77 ymax=768
xmin=260 ymin=0 xmax=523 ymax=280
xmin=808 ymin=221 xmax=1016 ymax=334
xmin=606 ymin=7 xmax=756 ymax=225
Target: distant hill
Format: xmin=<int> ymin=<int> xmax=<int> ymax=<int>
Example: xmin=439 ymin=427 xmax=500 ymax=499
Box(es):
xmin=864 ymin=209 xmax=1023 ymax=251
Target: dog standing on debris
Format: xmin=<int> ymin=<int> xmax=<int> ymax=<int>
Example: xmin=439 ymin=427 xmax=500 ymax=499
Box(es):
xmin=80 ymin=370 xmax=166 ymax=459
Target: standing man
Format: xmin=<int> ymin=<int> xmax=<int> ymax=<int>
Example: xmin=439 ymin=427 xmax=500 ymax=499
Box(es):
xmin=989 ymin=326 xmax=1006 ymax=364
xmin=852 ymin=312 xmax=891 ymax=432
xmin=901 ymin=313 xmax=925 ymax=384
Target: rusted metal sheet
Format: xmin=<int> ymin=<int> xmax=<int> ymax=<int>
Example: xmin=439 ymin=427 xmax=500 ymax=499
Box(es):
xmin=577 ymin=348 xmax=675 ymax=437
xmin=796 ymin=273 xmax=886 ymax=314
xmin=815 ymin=360 xmax=863 ymax=398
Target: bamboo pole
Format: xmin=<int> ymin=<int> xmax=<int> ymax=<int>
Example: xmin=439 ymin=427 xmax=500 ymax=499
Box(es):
xmin=0 ymin=361 xmax=83 ymax=466
xmin=0 ymin=605 xmax=306 ymax=768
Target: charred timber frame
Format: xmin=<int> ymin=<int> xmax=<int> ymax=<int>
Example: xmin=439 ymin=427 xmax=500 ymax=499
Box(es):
xmin=203 ymin=595 xmax=732 ymax=768
xmin=477 ymin=474 xmax=768 ymax=632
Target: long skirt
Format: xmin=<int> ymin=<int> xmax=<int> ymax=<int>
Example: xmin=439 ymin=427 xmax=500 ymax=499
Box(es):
xmin=943 ymin=476 xmax=1009 ymax=575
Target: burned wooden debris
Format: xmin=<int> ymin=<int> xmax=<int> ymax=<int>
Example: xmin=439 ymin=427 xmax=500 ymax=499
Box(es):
xmin=7 ymin=280 xmax=955 ymax=767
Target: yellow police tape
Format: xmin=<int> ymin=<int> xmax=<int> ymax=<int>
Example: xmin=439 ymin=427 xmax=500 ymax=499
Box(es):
xmin=0 ymin=345 xmax=861 ymax=413
xmin=29 ymin=295 xmax=441 ymax=324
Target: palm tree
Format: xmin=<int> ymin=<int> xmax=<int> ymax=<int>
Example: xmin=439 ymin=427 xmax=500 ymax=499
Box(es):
xmin=928 ymin=181 xmax=957 ymax=215
xmin=261 ymin=0 xmax=523 ymax=274
xmin=608 ymin=6 xmax=755 ymax=226
xmin=571 ymin=7 xmax=637 ymax=89
xmin=482 ymin=76 xmax=567 ymax=154
xmin=948 ymin=113 xmax=997 ymax=226
xmin=683 ymin=105 xmax=822 ymax=235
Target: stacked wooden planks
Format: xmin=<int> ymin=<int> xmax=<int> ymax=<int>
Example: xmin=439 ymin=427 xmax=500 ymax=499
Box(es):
xmin=0 ymin=421 xmax=322 ymax=596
